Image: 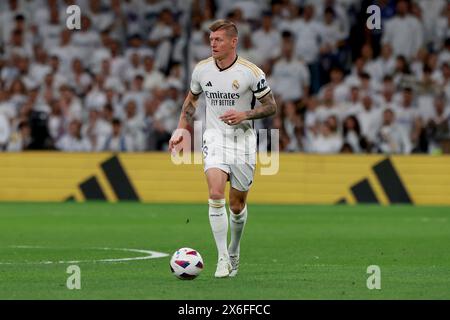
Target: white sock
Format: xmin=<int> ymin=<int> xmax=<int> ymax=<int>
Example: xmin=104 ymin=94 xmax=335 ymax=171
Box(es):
xmin=228 ymin=205 xmax=247 ymax=256
xmin=208 ymin=199 xmax=229 ymax=260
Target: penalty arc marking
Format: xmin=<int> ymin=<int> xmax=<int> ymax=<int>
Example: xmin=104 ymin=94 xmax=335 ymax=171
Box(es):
xmin=0 ymin=246 xmax=169 ymax=265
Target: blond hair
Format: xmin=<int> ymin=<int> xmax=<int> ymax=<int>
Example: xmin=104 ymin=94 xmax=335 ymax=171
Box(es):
xmin=208 ymin=19 xmax=238 ymax=38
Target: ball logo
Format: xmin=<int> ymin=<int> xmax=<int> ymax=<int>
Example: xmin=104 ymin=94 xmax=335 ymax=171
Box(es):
xmin=232 ymin=80 xmax=240 ymax=90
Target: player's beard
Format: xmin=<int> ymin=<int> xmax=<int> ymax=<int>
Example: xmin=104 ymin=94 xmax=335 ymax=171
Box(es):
xmin=212 ymin=51 xmax=222 ymax=60
xmin=212 ymin=48 xmax=229 ymax=61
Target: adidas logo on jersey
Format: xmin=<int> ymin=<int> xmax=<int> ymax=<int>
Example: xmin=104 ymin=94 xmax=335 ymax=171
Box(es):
xmin=205 ymin=81 xmax=213 ymax=87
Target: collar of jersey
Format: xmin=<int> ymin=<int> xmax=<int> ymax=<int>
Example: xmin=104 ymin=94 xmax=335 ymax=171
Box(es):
xmin=214 ymin=55 xmax=238 ymax=72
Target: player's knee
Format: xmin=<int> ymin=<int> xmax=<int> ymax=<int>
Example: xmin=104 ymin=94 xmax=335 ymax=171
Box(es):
xmin=229 ymin=201 xmax=245 ymax=214
xmin=209 ymin=189 xmax=225 ymax=200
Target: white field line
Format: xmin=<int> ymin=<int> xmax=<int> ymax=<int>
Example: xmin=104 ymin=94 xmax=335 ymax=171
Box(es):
xmin=0 ymin=246 xmax=169 ymax=265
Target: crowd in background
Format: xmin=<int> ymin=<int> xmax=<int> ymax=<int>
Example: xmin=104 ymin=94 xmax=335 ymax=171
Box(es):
xmin=0 ymin=0 xmax=449 ymax=154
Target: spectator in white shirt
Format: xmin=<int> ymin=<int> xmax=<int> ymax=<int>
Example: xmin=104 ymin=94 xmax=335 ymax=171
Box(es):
xmin=315 ymin=86 xmax=339 ymax=123
xmin=374 ymin=75 xmax=398 ymax=109
xmin=84 ymin=73 xmax=108 ymax=112
xmin=148 ymin=8 xmax=175 ymax=72
xmin=108 ymin=40 xmax=127 ymax=79
xmin=192 ymin=29 xmax=213 ymax=63
xmin=271 ymin=31 xmax=310 ymax=103
xmin=237 ymin=33 xmax=264 ymax=67
xmin=337 ymin=85 xmax=362 ymax=121
xmin=0 ymin=0 xmax=26 ymax=47
xmin=57 ymin=84 xmax=83 ymax=122
xmin=251 ymin=12 xmax=281 ymax=64
xmin=318 ymin=6 xmax=347 ymax=84
xmin=281 ymin=100 xmax=303 ymax=152
xmin=143 ymin=54 xmax=165 ymax=91
xmin=69 ymin=58 xmax=92 ymax=97
xmin=0 ymin=90 xmax=16 ymax=120
xmin=49 ymin=29 xmax=78 ymax=74
xmin=440 ymin=62 xmax=450 ymax=102
xmin=342 ymin=115 xmax=365 ymax=153
xmin=394 ymin=87 xmax=422 ymax=148
xmin=39 ymin=4 xmax=62 ymax=51
xmin=122 ymin=100 xmax=146 ymax=151
xmin=434 ymin=3 xmax=450 ymax=51
xmin=357 ymin=94 xmax=383 ymax=146
xmin=55 ymin=119 xmax=92 ymax=152
xmin=122 ymin=74 xmax=149 ymax=117
xmin=381 ymin=0 xmax=424 ymax=59
xmin=304 ymin=96 xmax=320 ymax=133
xmin=125 ymin=34 xmax=154 ymax=62
xmin=8 ymin=78 xmax=27 ymax=112
xmin=71 ymin=16 xmax=101 ymax=66
xmin=4 ymin=28 xmax=33 ymax=59
xmin=100 ymin=118 xmax=134 ymax=152
xmin=15 ymin=56 xmax=37 ymax=92
xmin=309 ymin=115 xmax=343 ymax=153
xmin=437 ymin=39 xmax=450 ymax=69
xmin=143 ymin=95 xmax=160 ymax=151
xmin=47 ymin=55 xmax=69 ymax=90
xmin=424 ymin=94 xmax=450 ymax=152
xmin=29 ymin=46 xmax=51 ymax=84
xmin=87 ymin=0 xmax=115 ymax=33
xmin=416 ymin=0 xmax=446 ymax=51
xmin=0 ymin=111 xmax=11 ymax=150
xmin=47 ymin=98 xmax=64 ymax=143
xmin=153 ymin=82 xmax=180 ymax=150
xmin=391 ymin=55 xmax=415 ymax=90
xmin=367 ymin=43 xmax=396 ymax=83
xmin=7 ymin=120 xmax=31 ymax=151
xmin=230 ymin=0 xmax=264 ymax=22
xmin=318 ymin=66 xmax=349 ymax=104
xmin=376 ymin=108 xmax=412 ymax=154
xmin=82 ymin=109 xmax=112 ymax=152
xmin=227 ymin=7 xmax=252 ymax=42
xmin=292 ymin=4 xmax=322 ymax=65
xmin=124 ymin=51 xmax=145 ymax=84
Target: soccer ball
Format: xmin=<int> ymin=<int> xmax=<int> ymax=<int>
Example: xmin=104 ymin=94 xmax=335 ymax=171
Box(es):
xmin=170 ymin=247 xmax=204 ymax=280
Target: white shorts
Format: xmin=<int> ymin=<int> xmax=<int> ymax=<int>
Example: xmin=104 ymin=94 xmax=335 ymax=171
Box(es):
xmin=202 ymin=132 xmax=256 ymax=192
xmin=204 ymin=162 xmax=255 ymax=192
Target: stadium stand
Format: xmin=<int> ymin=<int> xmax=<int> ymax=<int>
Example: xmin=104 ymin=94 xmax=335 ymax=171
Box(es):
xmin=0 ymin=0 xmax=449 ymax=154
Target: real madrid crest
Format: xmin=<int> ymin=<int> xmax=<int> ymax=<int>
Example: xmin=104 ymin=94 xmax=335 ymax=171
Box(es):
xmin=232 ymin=80 xmax=240 ymax=90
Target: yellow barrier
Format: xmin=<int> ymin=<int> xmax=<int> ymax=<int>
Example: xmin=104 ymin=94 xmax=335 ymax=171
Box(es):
xmin=0 ymin=152 xmax=450 ymax=205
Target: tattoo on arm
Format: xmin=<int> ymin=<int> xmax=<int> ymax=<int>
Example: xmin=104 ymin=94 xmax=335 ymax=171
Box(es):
xmin=181 ymin=94 xmax=199 ymax=125
xmin=245 ymin=91 xmax=277 ymax=120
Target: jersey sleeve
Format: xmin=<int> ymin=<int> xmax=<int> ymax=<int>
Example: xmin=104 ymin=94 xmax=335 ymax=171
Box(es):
xmin=250 ymin=69 xmax=271 ymax=99
xmin=190 ymin=64 xmax=203 ymax=96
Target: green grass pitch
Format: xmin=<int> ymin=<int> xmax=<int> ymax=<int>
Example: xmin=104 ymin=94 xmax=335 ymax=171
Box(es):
xmin=0 ymin=202 xmax=449 ymax=299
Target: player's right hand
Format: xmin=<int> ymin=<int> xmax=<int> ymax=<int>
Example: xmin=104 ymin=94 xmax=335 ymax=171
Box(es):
xmin=169 ymin=129 xmax=184 ymax=153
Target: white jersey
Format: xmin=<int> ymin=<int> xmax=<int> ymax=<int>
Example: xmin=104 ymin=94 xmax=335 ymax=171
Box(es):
xmin=190 ymin=56 xmax=271 ymax=155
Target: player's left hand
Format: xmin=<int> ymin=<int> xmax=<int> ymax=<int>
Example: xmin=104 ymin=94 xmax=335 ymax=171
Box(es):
xmin=219 ymin=109 xmax=247 ymax=126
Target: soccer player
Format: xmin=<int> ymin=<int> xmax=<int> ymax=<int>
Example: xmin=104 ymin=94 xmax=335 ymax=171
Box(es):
xmin=169 ymin=19 xmax=277 ymax=278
